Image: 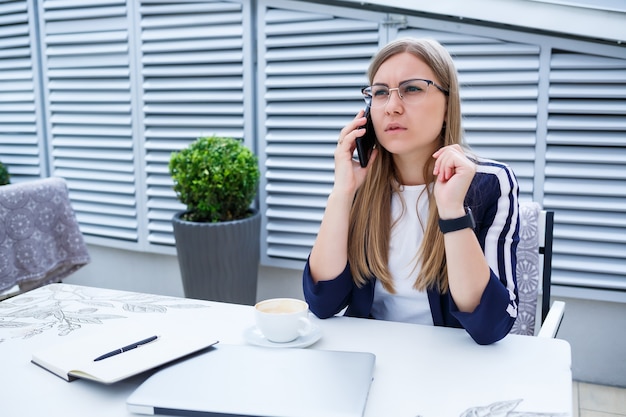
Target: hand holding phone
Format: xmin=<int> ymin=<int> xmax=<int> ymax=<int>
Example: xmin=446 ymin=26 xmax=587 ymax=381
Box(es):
xmin=355 ymin=104 xmax=375 ymax=167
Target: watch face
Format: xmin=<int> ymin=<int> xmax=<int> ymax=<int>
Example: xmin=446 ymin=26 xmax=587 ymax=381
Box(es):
xmin=438 ymin=208 xmax=475 ymax=234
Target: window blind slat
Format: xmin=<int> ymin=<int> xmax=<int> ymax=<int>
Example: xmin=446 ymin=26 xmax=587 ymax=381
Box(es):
xmin=0 ymin=0 xmax=41 ymax=181
xmin=546 ymin=50 xmax=626 ymax=290
xmin=40 ymin=0 xmax=138 ymax=242
xmin=139 ymin=1 xmax=248 ymax=245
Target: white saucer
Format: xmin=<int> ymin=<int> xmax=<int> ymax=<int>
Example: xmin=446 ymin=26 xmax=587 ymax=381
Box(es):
xmin=243 ymin=324 xmax=322 ymax=349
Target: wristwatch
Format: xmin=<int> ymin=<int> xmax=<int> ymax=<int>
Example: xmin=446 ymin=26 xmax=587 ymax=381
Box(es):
xmin=438 ymin=207 xmax=475 ymax=234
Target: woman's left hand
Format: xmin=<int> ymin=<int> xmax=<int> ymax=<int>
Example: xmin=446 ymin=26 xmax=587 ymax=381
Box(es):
xmin=432 ymin=145 xmax=476 ymax=218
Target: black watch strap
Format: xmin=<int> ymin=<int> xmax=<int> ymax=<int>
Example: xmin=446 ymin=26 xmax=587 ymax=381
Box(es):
xmin=438 ymin=207 xmax=476 ymax=234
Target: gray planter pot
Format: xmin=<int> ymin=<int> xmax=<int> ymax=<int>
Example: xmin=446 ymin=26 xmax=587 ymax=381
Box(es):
xmin=172 ymin=209 xmax=260 ymax=305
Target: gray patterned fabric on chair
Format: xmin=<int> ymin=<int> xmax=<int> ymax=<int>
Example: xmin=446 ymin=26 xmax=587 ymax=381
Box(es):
xmin=0 ymin=177 xmax=90 ymax=293
xmin=510 ymin=201 xmax=541 ymax=336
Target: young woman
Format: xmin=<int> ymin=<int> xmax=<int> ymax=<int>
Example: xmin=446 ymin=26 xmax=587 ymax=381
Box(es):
xmin=303 ymin=38 xmax=520 ymax=345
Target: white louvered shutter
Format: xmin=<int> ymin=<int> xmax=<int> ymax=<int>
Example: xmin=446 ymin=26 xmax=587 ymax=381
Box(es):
xmin=396 ymin=26 xmax=540 ymax=201
xmin=38 ymin=0 xmax=139 ymax=241
xmin=545 ymin=50 xmax=626 ymax=291
xmin=138 ymin=0 xmax=250 ymax=246
xmin=258 ymin=0 xmax=383 ymax=267
xmin=0 ymin=0 xmax=43 ymax=180
xmin=16 ymin=0 xmax=624 ymax=294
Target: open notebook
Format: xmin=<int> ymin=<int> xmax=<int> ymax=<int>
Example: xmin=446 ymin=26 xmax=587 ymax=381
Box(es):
xmin=31 ymin=316 xmax=218 ymax=384
xmin=127 ymin=344 xmax=376 ymax=417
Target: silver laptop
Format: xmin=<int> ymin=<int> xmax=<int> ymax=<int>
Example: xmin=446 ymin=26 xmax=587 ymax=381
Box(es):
xmin=127 ymin=344 xmax=376 ymax=417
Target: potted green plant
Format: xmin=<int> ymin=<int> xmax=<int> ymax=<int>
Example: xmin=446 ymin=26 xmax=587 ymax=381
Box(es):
xmin=169 ymin=135 xmax=261 ymax=304
xmin=0 ymin=161 xmax=10 ymax=185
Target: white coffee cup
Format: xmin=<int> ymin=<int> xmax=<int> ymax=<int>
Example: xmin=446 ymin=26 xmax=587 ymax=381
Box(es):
xmin=254 ymin=298 xmax=312 ymax=343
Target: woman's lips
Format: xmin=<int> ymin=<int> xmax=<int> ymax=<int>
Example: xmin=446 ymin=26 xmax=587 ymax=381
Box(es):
xmin=385 ymin=123 xmax=405 ymax=132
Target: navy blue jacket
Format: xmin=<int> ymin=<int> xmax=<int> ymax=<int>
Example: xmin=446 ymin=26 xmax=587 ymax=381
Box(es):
xmin=303 ymin=159 xmax=520 ymax=345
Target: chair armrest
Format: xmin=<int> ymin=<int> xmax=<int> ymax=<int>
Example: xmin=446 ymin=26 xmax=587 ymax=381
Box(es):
xmin=537 ymin=301 xmax=566 ymax=338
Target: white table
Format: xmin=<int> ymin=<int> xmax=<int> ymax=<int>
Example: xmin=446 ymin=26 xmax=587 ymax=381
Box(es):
xmin=0 ymin=284 xmax=572 ymax=416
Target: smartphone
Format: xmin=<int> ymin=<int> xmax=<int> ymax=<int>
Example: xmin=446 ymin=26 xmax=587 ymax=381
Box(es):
xmin=355 ymin=103 xmax=375 ymax=167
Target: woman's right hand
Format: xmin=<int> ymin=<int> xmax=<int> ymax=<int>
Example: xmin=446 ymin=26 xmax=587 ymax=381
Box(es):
xmin=309 ymin=110 xmax=378 ymax=283
xmin=333 ymin=109 xmax=378 ymax=196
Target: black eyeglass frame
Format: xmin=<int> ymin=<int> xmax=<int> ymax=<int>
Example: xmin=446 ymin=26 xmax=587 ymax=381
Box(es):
xmin=361 ymin=78 xmax=450 ymax=106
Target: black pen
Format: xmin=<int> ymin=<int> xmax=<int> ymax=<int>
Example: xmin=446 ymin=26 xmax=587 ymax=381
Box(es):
xmin=93 ymin=335 xmax=159 ymax=362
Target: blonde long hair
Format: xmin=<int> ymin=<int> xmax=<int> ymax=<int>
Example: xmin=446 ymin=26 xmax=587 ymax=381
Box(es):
xmin=348 ymin=38 xmax=464 ymax=293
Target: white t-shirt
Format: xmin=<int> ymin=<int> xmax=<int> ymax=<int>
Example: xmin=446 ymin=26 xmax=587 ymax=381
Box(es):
xmin=370 ymin=184 xmax=434 ymax=325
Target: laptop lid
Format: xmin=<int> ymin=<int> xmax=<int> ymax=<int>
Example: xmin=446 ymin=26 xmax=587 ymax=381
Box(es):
xmin=127 ymin=344 xmax=375 ymax=417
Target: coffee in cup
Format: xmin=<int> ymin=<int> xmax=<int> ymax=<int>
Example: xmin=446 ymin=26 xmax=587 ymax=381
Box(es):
xmin=254 ymin=298 xmax=311 ymax=343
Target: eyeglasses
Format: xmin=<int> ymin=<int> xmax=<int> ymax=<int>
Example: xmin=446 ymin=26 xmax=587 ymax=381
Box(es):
xmin=361 ymin=78 xmax=449 ymax=108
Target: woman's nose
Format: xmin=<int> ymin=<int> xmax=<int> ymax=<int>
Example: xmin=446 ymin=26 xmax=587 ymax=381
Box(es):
xmin=385 ymin=88 xmax=404 ymax=113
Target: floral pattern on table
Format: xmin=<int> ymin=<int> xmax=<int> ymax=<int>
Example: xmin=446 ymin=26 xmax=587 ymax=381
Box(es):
xmin=458 ymin=399 xmax=568 ymax=416
xmin=412 ymin=399 xmax=569 ymax=417
xmin=0 ymin=284 xmax=210 ymax=341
